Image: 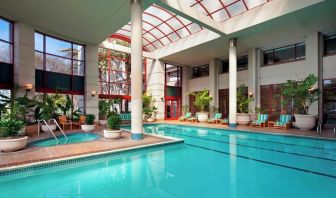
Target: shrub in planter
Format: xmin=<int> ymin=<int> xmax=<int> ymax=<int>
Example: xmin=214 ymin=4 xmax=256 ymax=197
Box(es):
xmin=188 ymin=90 xmax=213 ymax=122
xmin=143 ymin=92 xmax=157 ymax=121
xmin=237 ymin=85 xmax=253 ymax=125
xmin=104 ymin=114 xmax=122 ymax=139
xmin=0 ymin=104 xmax=28 ymax=152
xmin=282 ymin=74 xmax=319 ymax=130
xmin=81 ymin=114 xmax=96 ymax=132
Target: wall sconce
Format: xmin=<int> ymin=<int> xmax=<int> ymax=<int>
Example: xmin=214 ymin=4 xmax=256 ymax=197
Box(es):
xmin=248 ymin=91 xmax=253 ymax=97
xmin=25 ymin=83 xmax=33 ymax=93
xmin=91 ymin=90 xmax=96 ymax=97
xmin=161 ymin=97 xmax=164 ymax=102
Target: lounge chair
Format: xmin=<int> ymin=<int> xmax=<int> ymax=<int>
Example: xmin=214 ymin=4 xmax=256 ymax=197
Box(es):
xmin=274 ymin=114 xmax=292 ymax=130
xmin=252 ymin=114 xmax=268 ymax=127
xmin=187 ymin=113 xmax=198 ymax=122
xmin=73 ymin=115 xmax=85 ymax=129
xmin=208 ymin=113 xmax=222 ymax=124
xmin=120 ymin=113 xmax=131 ymax=124
xmin=58 ymin=115 xmax=72 ymax=130
xmin=221 ymin=118 xmax=229 ymax=125
xmin=179 ymin=112 xmax=192 ymax=121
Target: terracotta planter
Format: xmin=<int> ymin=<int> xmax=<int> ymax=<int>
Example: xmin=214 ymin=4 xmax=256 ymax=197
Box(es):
xmin=237 ymin=113 xmax=251 ymax=125
xmin=41 ymin=124 xmax=56 ymax=132
xmin=0 ymin=136 xmax=28 ymax=152
xmin=197 ymin=112 xmax=209 ymax=122
xmin=81 ymin=125 xmax=95 ymax=132
xmin=294 ymin=114 xmax=316 ymax=130
xmin=104 ymin=129 xmax=122 ymax=139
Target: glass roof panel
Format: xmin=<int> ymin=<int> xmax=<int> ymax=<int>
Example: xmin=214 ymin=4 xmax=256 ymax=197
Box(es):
xmin=244 ymin=0 xmax=267 ymax=8
xmin=227 ymin=1 xmax=247 ymax=16
xmin=201 ymin=0 xmax=223 ymax=13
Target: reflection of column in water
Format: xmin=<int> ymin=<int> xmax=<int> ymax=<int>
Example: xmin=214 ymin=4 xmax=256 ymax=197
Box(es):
xmin=146 ymin=150 xmax=166 ymax=188
xmin=197 ymin=129 xmax=208 ymax=136
xmin=229 ymin=135 xmax=237 ymax=197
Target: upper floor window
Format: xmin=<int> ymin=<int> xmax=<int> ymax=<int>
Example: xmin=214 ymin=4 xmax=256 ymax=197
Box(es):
xmin=165 ymin=64 xmax=182 ymax=87
xmin=324 ymin=35 xmax=336 ymax=55
xmin=0 ymin=18 xmax=13 ymax=64
xmin=192 ymin=65 xmax=209 ymax=78
xmin=221 ymin=55 xmax=248 ymax=73
xmin=263 ymin=43 xmax=305 ymax=66
xmin=34 ymin=32 xmax=85 ymax=76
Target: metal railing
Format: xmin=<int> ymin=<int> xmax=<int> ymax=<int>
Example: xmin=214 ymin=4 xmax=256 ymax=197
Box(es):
xmin=50 ymin=119 xmax=68 ymax=142
xmin=37 ymin=119 xmax=68 ymax=144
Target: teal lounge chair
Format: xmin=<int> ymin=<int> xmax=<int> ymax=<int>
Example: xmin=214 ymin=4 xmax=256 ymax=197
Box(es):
xmin=274 ymin=114 xmax=292 ymax=130
xmin=179 ymin=112 xmax=192 ymax=121
xmin=120 ymin=113 xmax=131 ymax=123
xmin=208 ymin=113 xmax=222 ymax=124
xmin=252 ymin=114 xmax=269 ymax=127
xmin=188 ymin=113 xmax=199 ymax=122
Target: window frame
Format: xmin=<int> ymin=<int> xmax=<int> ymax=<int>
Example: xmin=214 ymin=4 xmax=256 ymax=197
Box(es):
xmin=221 ymin=55 xmax=248 ymax=74
xmin=262 ymin=42 xmax=305 ymax=67
xmin=0 ymin=17 xmax=14 ymax=90
xmin=191 ymin=64 xmax=209 ymax=78
xmin=324 ymin=35 xmax=336 ymax=56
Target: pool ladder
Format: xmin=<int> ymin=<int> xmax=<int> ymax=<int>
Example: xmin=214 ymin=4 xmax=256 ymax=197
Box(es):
xmin=37 ymin=119 xmax=68 ymax=144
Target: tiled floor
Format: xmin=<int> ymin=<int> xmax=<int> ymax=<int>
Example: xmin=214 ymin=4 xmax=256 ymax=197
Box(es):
xmin=0 ymin=128 xmax=175 ymax=169
xmin=164 ymin=120 xmax=336 ymax=139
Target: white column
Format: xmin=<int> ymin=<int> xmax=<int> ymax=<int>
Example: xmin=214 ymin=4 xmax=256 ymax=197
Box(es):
xmin=146 ymin=59 xmax=165 ymax=120
xmin=182 ymin=66 xmax=190 ymax=107
xmin=247 ymin=48 xmax=261 ymax=113
xmin=229 ymin=38 xmax=237 ymax=127
xmin=209 ymin=59 xmax=218 ymax=108
xmin=13 ymin=22 xmax=35 ymax=97
xmin=85 ymin=44 xmax=99 ymax=121
xmin=130 ymin=0 xmax=143 ymax=140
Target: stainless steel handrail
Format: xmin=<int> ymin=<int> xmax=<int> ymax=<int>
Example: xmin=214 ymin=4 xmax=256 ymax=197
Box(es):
xmin=50 ymin=119 xmax=68 ymax=142
xmin=37 ymin=119 xmax=59 ymax=144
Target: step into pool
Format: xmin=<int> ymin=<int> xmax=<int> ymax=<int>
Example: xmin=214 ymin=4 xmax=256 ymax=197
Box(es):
xmin=29 ymin=132 xmax=100 ymax=147
xmin=0 ymin=124 xmax=335 ymax=198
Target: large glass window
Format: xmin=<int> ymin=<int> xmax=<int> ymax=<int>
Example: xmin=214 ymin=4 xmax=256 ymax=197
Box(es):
xmin=165 ymin=64 xmax=182 ymax=120
xmin=221 ymin=55 xmax=248 ymax=73
xmin=192 ymin=65 xmax=209 ymax=78
xmin=263 ymin=43 xmax=305 ymax=66
xmin=323 ymin=79 xmax=336 ymax=126
xmin=98 ymin=48 xmax=146 ymax=97
xmin=324 ymin=35 xmax=336 ymax=55
xmin=0 ymin=18 xmax=13 ymax=90
xmin=34 ymin=32 xmax=85 ymax=116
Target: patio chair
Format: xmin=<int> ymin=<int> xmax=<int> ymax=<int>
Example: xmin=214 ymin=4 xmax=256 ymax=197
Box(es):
xmin=208 ymin=113 xmax=222 ymax=124
xmin=187 ymin=113 xmax=199 ymax=122
xmin=58 ymin=115 xmax=72 ymax=130
xmin=73 ymin=115 xmax=86 ymax=129
xmin=120 ymin=113 xmax=131 ymax=124
xmin=179 ymin=112 xmax=192 ymax=121
xmin=221 ymin=118 xmax=229 ymax=125
xmin=274 ymin=114 xmax=292 ymax=130
xmin=252 ymin=114 xmax=269 ymax=127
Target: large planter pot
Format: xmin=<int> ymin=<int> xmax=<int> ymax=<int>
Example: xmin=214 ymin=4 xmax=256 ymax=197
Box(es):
xmin=81 ymin=125 xmax=95 ymax=132
xmin=197 ymin=112 xmax=209 ymax=122
xmin=0 ymin=136 xmax=28 ymax=152
xmin=41 ymin=124 xmax=56 ymax=132
xmin=237 ymin=113 xmax=251 ymax=125
xmin=99 ymin=120 xmax=107 ymax=125
xmin=146 ymin=118 xmax=154 ymax=122
xmin=104 ymin=129 xmax=122 ymax=139
xmin=294 ymin=114 xmax=316 ymax=130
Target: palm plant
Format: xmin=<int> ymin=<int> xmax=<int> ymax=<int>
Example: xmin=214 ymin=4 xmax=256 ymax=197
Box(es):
xmin=188 ymin=90 xmax=213 ymax=112
xmin=237 ymin=85 xmax=253 ymax=113
xmin=282 ymin=74 xmax=319 ymax=115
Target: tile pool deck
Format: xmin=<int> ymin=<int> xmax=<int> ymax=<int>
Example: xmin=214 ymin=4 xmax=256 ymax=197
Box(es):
xmin=0 ymin=128 xmax=178 ymax=169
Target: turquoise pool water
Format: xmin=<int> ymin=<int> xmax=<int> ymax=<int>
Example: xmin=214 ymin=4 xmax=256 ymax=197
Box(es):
xmin=30 ymin=132 xmax=99 ymax=147
xmin=0 ymin=124 xmax=335 ymax=197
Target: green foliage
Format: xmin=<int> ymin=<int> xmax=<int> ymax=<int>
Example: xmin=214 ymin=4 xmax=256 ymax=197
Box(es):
xmin=57 ymin=95 xmax=72 ymax=117
xmin=182 ymin=105 xmax=189 ymax=114
xmin=0 ymin=119 xmax=25 ymax=138
xmin=107 ymin=114 xmax=121 ymax=130
xmin=188 ymin=90 xmax=213 ymax=112
xmin=36 ymin=93 xmax=64 ymax=120
xmin=282 ymin=74 xmax=319 ymax=115
xmin=99 ymin=100 xmax=110 ymax=119
xmin=143 ymin=92 xmax=157 ymax=118
xmin=237 ymin=85 xmax=253 ymax=113
xmin=85 ymin=114 xmax=95 ymax=125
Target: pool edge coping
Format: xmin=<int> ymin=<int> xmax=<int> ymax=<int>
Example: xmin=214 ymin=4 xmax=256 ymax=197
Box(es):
xmin=0 ymin=135 xmax=184 ymax=173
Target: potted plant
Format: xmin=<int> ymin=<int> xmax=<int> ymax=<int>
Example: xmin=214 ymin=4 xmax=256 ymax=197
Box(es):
xmin=36 ymin=94 xmax=62 ymax=132
xmin=99 ymin=100 xmax=110 ymax=125
xmin=143 ymin=92 xmax=157 ymax=122
xmin=0 ymin=119 xmax=27 ymax=152
xmin=237 ymin=85 xmax=254 ymax=125
xmin=81 ymin=114 xmax=96 ymax=132
xmin=104 ymin=113 xmax=122 ymax=139
xmin=282 ymin=74 xmax=319 ymax=130
xmin=188 ymin=90 xmax=213 ymax=122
